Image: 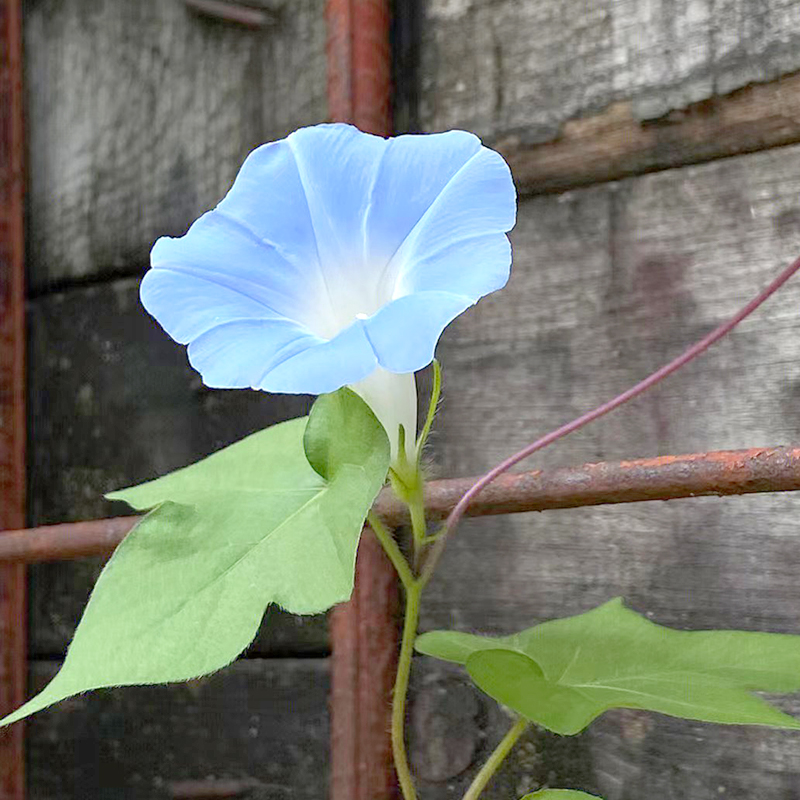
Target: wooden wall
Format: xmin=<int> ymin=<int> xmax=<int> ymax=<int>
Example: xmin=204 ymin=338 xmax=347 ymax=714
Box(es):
xmin=403 ymin=0 xmax=800 ymax=798
xmin=22 ymin=0 xmax=800 ymax=797
xmin=24 ymin=0 xmax=330 ymax=796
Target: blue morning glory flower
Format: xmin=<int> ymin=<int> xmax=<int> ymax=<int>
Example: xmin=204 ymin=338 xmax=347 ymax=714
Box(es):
xmin=141 ymin=123 xmax=516 ymax=461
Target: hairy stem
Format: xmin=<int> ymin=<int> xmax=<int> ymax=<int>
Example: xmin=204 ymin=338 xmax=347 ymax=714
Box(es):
xmin=417 ymin=358 xmax=442 ymax=465
xmin=409 ymin=359 xmax=440 ymax=564
xmin=367 ymin=510 xmax=414 ymax=590
xmin=462 ymin=717 xmax=529 ymax=800
xmin=393 ymin=580 xmax=422 ymax=800
xmin=421 ymin=252 xmax=800 ymax=586
xmin=408 ymin=480 xmax=428 ymax=568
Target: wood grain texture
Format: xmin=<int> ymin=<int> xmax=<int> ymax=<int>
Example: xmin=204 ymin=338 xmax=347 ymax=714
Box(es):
xmin=23 ymin=0 xmax=327 ymax=289
xmin=26 ymin=278 xmax=326 ymax=658
xmin=499 ymin=71 xmax=800 ymax=194
xmin=0 ymin=0 xmax=26 ymax=796
xmin=416 ymin=0 xmax=800 ymax=143
xmin=26 ymin=658 xmax=330 ymax=800
xmin=412 ymin=144 xmax=800 ymax=797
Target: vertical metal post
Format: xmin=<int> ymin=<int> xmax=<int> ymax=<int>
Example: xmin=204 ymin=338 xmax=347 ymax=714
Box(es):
xmin=0 ymin=0 xmax=26 ymax=797
xmin=326 ymin=2 xmax=396 ymax=799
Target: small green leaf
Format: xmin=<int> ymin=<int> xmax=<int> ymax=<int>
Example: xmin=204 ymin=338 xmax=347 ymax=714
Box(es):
xmin=2 ymin=389 xmax=389 ymax=726
xmin=416 ymin=598 xmax=800 ymax=735
xmin=521 ymin=791 xmax=602 ymax=799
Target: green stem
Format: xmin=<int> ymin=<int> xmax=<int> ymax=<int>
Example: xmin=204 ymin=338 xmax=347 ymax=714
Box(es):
xmin=462 ymin=717 xmax=529 ymax=800
xmin=407 ymin=480 xmax=427 ymax=567
xmin=416 ymin=358 xmax=441 ymax=465
xmin=393 ymin=580 xmax=422 ymax=800
xmin=367 ymin=510 xmax=415 ymax=590
xmin=380 ymin=360 xmax=443 ymax=799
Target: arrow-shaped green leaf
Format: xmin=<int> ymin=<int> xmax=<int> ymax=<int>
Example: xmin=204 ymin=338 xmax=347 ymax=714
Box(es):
xmin=2 ymin=388 xmax=389 ymax=726
xmin=416 ymin=598 xmax=800 ymax=735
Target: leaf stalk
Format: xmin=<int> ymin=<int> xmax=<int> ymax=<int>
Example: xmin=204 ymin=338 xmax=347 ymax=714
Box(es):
xmin=462 ymin=716 xmax=529 ymax=800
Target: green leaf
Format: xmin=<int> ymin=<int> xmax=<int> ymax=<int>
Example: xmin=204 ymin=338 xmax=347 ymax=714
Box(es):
xmin=521 ymin=791 xmax=602 ymax=800
xmin=2 ymin=388 xmax=389 ymax=726
xmin=416 ymin=598 xmax=800 ymax=735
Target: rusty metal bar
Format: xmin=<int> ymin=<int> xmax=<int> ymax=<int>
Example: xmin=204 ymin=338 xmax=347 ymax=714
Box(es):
xmin=325 ymin=2 xmax=395 ymax=800
xmin=0 ymin=517 xmax=138 ymax=564
xmin=0 ymin=0 xmax=26 ymax=796
xmin=408 ymin=445 xmax=800 ymax=520
xmin=2 ymin=447 xmax=800 ymax=565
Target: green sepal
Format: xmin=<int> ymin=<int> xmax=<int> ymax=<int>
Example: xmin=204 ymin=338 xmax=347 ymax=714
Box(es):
xmin=1 ymin=389 xmax=389 ymax=726
xmin=416 ymin=598 xmax=800 ymax=735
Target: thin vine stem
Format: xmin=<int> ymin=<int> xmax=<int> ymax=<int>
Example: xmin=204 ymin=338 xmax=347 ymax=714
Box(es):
xmin=392 ymin=579 xmax=422 ymax=800
xmin=408 ymin=483 xmax=428 ymax=569
xmin=420 ymin=252 xmax=800 ymax=586
xmin=462 ymin=717 xmax=529 ymax=800
xmin=367 ymin=510 xmax=414 ymax=590
xmin=407 ymin=359 xmax=441 ymax=565
xmin=417 ymin=358 xmax=442 ymax=465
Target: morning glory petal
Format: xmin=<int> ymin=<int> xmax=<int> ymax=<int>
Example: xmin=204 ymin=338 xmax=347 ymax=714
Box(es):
xmin=364 ymin=291 xmax=475 ymax=373
xmin=257 ymin=321 xmax=378 ymax=395
xmin=362 ymin=130 xmax=483 ymax=267
xmin=365 ymin=131 xmax=481 ymax=263
xmin=286 ymin=124 xmax=385 ymax=278
xmin=140 ymin=268 xmax=283 ymax=345
xmin=150 ymin=211 xmax=327 ymax=330
xmin=399 ymin=233 xmax=512 ymax=300
xmin=187 ymin=319 xmax=321 ymax=390
xmin=390 ymin=145 xmax=516 ymax=298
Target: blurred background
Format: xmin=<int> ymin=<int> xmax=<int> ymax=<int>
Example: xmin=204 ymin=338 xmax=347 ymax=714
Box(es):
xmin=4 ymin=0 xmax=800 ymax=797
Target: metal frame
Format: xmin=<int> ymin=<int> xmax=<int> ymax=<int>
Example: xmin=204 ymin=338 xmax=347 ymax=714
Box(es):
xmin=4 ymin=447 xmax=800 ymax=564
xmin=0 ymin=0 xmax=26 ymax=797
xmin=325 ymin=3 xmax=396 ymax=797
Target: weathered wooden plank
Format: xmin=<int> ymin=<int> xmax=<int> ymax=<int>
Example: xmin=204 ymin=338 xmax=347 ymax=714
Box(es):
xmin=499 ymin=71 xmax=800 ymax=195
xmin=0 ymin=0 xmax=26 ymax=795
xmin=416 ymin=0 xmax=800 ymax=143
xmin=23 ymin=0 xmax=327 ymax=289
xmin=26 ymin=658 xmax=330 ymax=800
xmin=413 ymin=144 xmax=800 ymax=797
xmin=26 ymin=278 xmax=326 ymax=657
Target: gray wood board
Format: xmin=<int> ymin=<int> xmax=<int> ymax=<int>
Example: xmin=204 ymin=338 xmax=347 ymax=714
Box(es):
xmin=23 ymin=0 xmax=327 ymax=289
xmin=26 ymin=658 xmax=330 ymax=800
xmin=416 ymin=0 xmax=800 ymax=142
xmin=27 ymin=277 xmax=326 ymax=657
xmin=412 ymin=143 xmax=800 ymax=796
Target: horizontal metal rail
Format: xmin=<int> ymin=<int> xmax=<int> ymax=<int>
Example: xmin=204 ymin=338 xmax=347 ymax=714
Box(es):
xmin=3 ymin=446 xmax=799 ymax=564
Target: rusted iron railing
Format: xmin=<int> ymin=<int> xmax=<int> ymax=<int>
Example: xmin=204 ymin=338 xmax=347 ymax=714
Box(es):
xmin=0 ymin=0 xmax=26 ymax=797
xmin=2 ymin=447 xmax=800 ymax=564
xmin=325 ymin=4 xmax=396 ymax=800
